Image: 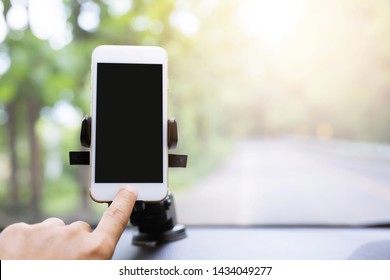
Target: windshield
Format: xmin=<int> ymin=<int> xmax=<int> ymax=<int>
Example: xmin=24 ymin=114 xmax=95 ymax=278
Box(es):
xmin=1 ymin=0 xmax=390 ymax=229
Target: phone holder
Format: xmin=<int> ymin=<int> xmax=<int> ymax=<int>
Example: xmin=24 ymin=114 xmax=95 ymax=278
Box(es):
xmin=69 ymin=115 xmax=188 ymax=246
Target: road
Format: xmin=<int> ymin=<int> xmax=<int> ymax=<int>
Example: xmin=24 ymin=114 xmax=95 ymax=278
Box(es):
xmin=175 ymin=138 xmax=390 ymax=226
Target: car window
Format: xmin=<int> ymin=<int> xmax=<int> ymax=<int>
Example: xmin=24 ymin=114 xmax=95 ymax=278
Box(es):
xmin=1 ymin=0 xmax=390 ymax=229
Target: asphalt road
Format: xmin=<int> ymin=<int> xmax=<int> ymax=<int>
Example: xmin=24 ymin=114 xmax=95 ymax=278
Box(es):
xmin=175 ymin=138 xmax=390 ymax=226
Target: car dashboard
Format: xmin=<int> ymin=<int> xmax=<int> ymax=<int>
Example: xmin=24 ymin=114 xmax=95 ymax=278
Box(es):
xmin=113 ymin=225 xmax=390 ymax=260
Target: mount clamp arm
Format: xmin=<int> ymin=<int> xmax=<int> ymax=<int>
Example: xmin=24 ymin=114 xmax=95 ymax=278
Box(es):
xmin=69 ymin=116 xmax=188 ymax=246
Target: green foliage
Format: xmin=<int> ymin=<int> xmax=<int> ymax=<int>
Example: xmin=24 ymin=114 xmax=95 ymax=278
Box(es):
xmin=0 ymin=80 xmax=15 ymax=103
xmin=0 ymin=0 xmax=390 ymax=227
xmin=41 ymin=175 xmax=80 ymax=217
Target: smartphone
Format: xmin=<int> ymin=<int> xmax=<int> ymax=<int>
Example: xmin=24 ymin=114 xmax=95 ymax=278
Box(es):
xmin=90 ymin=45 xmax=168 ymax=202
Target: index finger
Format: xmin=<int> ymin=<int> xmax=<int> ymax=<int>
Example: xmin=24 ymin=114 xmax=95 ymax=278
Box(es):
xmin=93 ymin=187 xmax=137 ymax=244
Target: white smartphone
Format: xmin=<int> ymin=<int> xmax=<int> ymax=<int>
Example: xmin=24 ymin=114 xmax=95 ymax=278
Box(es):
xmin=90 ymin=45 xmax=168 ymax=202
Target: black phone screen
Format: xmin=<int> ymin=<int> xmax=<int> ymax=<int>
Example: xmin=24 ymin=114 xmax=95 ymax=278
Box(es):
xmin=95 ymin=63 xmax=163 ymax=183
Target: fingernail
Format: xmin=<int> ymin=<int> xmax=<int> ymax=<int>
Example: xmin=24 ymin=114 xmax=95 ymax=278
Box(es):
xmin=122 ymin=184 xmax=138 ymax=195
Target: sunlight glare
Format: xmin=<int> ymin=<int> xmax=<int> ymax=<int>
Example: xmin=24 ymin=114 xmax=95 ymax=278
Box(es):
xmin=6 ymin=3 xmax=28 ymax=30
xmin=29 ymin=0 xmax=67 ymax=39
xmin=28 ymin=0 xmax=71 ymax=49
xmin=50 ymin=100 xmax=82 ymax=128
xmin=237 ymin=0 xmax=306 ymax=48
xmin=0 ymin=52 xmax=11 ymax=76
xmin=78 ymin=1 xmax=101 ymax=32
xmin=0 ymin=2 xmax=8 ymax=44
xmin=170 ymin=10 xmax=199 ymax=37
xmin=104 ymin=0 xmax=132 ymax=17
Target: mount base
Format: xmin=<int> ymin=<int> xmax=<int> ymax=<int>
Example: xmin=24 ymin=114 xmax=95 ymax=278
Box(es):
xmin=132 ymin=224 xmax=187 ymax=246
xmin=130 ymin=192 xmax=187 ymax=246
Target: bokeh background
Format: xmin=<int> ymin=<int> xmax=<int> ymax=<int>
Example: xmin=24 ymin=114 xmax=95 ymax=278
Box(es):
xmin=1 ymin=0 xmax=390 ymax=227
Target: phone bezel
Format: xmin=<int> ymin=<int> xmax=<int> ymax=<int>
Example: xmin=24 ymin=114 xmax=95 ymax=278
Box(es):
xmin=90 ymin=45 xmax=168 ymax=202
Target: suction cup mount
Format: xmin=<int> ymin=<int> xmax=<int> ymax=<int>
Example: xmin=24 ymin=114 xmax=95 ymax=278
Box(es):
xmin=70 ymin=116 xmax=188 ymax=246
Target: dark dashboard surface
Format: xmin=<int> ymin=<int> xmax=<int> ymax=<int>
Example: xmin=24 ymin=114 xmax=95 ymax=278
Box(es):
xmin=113 ymin=226 xmax=390 ymax=260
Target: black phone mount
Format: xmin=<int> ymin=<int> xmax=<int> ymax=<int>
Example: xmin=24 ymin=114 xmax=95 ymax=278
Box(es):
xmin=69 ymin=115 xmax=188 ymax=246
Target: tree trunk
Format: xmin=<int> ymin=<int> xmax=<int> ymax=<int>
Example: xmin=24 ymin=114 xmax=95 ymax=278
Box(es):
xmin=26 ymin=98 xmax=42 ymax=219
xmin=5 ymin=101 xmax=20 ymax=206
xmin=77 ymin=165 xmax=91 ymax=217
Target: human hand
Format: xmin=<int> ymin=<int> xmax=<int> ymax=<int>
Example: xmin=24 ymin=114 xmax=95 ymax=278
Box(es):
xmin=0 ymin=187 xmax=137 ymax=260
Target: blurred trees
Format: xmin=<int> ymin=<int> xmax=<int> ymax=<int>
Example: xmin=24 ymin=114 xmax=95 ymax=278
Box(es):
xmin=0 ymin=0 xmax=177 ymax=222
xmin=0 ymin=0 xmax=390 ymax=225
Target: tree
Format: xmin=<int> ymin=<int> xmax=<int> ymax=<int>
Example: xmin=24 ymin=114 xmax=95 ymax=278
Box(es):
xmin=0 ymin=0 xmax=177 ymax=221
